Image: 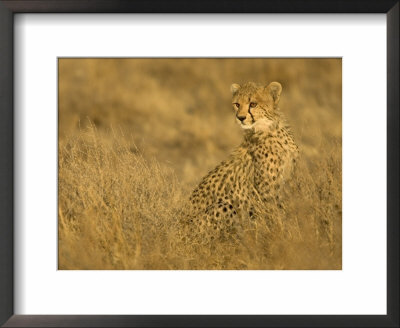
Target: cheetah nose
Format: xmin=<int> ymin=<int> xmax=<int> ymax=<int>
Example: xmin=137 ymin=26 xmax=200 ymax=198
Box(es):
xmin=237 ymin=115 xmax=246 ymax=122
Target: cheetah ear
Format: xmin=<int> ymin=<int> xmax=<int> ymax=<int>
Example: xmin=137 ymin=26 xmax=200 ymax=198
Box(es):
xmin=230 ymin=83 xmax=241 ymax=95
xmin=266 ymin=82 xmax=282 ymax=105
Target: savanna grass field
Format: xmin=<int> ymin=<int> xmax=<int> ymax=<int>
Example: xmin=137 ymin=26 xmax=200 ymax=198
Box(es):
xmin=58 ymin=58 xmax=342 ymax=270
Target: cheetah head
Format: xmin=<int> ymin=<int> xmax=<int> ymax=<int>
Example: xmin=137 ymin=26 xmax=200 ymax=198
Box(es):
xmin=230 ymin=81 xmax=282 ymax=133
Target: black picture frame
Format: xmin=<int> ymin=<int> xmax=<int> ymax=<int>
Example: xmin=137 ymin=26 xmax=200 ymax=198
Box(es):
xmin=0 ymin=1 xmax=398 ymax=327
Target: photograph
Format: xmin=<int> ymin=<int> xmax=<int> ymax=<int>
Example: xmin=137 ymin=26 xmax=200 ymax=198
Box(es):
xmin=58 ymin=58 xmax=342 ymax=270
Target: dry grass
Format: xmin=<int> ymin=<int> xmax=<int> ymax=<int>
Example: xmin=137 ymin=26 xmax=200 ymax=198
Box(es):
xmin=58 ymin=58 xmax=342 ymax=270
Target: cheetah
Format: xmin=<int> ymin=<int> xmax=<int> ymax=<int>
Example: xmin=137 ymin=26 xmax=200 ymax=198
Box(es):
xmin=182 ymin=81 xmax=299 ymax=244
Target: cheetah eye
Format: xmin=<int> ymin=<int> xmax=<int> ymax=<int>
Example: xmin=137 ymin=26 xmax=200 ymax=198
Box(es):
xmin=250 ymin=102 xmax=257 ymax=108
xmin=233 ymin=103 xmax=240 ymax=109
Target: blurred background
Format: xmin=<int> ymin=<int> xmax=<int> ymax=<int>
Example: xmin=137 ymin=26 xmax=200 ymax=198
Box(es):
xmin=59 ymin=58 xmax=341 ymax=190
xmin=58 ymin=58 xmax=342 ymax=269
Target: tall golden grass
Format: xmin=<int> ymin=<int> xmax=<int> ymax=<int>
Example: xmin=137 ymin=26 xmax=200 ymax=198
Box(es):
xmin=58 ymin=58 xmax=342 ymax=269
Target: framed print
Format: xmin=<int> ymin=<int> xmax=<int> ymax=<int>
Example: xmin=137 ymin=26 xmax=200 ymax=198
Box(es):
xmin=0 ymin=1 xmax=398 ymax=327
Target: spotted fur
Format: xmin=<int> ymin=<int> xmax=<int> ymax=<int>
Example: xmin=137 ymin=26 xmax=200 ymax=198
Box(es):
xmin=182 ymin=82 xmax=299 ymax=244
